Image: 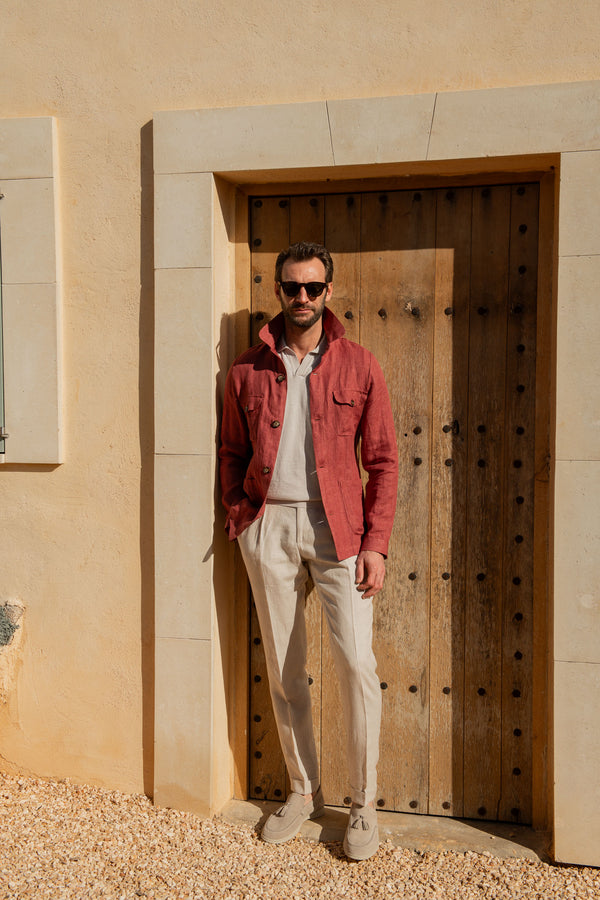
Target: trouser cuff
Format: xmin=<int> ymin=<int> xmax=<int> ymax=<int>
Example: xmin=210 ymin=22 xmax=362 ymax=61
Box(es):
xmin=290 ymin=777 xmax=321 ymax=796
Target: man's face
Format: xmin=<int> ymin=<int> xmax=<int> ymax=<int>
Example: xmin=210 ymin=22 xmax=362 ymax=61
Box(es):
xmin=275 ymin=258 xmax=332 ymax=330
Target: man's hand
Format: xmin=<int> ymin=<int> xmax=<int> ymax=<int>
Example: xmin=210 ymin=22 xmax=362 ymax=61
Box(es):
xmin=355 ymin=550 xmax=386 ymax=599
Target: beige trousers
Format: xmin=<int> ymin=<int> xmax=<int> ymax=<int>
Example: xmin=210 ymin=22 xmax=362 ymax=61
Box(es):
xmin=238 ymin=501 xmax=381 ymax=806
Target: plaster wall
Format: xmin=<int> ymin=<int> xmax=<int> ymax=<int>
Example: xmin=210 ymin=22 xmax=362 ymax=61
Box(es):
xmin=0 ymin=0 xmax=599 ymax=830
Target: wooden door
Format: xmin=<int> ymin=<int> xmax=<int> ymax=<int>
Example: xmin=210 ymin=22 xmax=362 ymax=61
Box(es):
xmin=247 ymin=183 xmax=540 ymax=824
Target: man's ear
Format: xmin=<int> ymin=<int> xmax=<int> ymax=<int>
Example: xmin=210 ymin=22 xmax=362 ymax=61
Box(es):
xmin=274 ymin=281 xmax=281 ymax=300
xmin=325 ymin=282 xmax=333 ymax=303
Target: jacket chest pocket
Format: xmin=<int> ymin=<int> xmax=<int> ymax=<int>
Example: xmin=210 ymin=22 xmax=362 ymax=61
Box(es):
xmin=331 ymin=389 xmax=367 ymax=435
xmin=243 ymin=396 xmax=263 ymax=442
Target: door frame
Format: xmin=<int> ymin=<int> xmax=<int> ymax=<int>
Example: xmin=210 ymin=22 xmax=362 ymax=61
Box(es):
xmin=230 ymin=167 xmax=556 ymax=831
xmin=153 ymin=83 xmax=600 ymax=865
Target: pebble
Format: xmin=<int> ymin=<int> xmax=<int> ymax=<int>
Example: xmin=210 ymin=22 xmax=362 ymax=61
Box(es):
xmin=0 ymin=772 xmax=598 ymax=898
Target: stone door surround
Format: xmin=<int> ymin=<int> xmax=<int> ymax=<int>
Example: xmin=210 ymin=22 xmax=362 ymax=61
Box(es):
xmin=153 ymin=80 xmax=600 ymax=866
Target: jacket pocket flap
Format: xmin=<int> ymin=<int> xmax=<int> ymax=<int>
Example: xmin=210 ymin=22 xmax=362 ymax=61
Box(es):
xmin=332 ymin=389 xmax=367 ymax=408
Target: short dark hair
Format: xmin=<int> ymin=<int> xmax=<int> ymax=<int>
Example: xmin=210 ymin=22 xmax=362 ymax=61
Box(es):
xmin=274 ymin=241 xmax=334 ymax=283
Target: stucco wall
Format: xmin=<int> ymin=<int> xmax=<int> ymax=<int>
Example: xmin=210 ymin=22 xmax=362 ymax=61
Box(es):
xmin=1 ymin=0 xmax=599 ymax=798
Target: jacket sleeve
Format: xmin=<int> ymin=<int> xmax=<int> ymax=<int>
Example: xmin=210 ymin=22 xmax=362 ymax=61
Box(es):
xmin=218 ymin=365 xmax=257 ymax=538
xmin=359 ymin=355 xmax=399 ymax=556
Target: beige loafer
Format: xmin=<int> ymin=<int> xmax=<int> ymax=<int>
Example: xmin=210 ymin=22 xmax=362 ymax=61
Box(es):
xmin=261 ymin=786 xmax=325 ymax=844
xmin=343 ymin=804 xmax=379 ymax=860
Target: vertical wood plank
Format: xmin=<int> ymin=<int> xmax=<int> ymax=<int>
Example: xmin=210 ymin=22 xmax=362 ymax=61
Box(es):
xmin=324 ymin=193 xmax=361 ymax=343
xmin=360 ymin=189 xmax=436 ymax=813
xmin=250 ymin=196 xmax=289 ymax=344
xmin=232 ymin=542 xmax=251 ymax=800
xmin=499 ymin=184 xmax=539 ymax=823
xmin=304 ymin=574 xmax=323 ymax=803
xmin=319 ymin=192 xmax=362 ymax=805
xmin=531 ymin=172 xmax=555 ymax=831
xmin=428 ymin=187 xmax=471 ymax=817
xmin=290 ymin=194 xmax=325 ymax=244
xmin=249 ymin=196 xmax=289 ymax=799
xmin=249 ymin=603 xmax=287 ymax=801
xmin=463 ymin=185 xmax=511 ymax=821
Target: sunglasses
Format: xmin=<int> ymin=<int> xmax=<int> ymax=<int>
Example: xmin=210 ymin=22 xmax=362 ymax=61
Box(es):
xmin=278 ymin=281 xmax=329 ymax=299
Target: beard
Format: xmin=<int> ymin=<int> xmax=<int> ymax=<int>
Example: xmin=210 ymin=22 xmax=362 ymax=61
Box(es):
xmin=280 ymin=296 xmax=326 ymax=330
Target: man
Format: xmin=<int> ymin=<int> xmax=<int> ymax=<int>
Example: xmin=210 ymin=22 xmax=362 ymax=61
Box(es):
xmin=219 ymin=241 xmax=398 ymax=860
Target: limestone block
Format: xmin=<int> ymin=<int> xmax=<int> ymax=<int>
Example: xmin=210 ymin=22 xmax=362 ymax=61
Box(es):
xmin=559 ymin=150 xmax=600 ymax=257
xmin=0 ymin=178 xmax=57 ymax=285
xmin=0 ymin=117 xmax=55 ymax=179
xmin=327 ymin=94 xmax=435 ymax=165
xmin=554 ymin=461 xmax=600 ymax=664
xmin=154 ymin=636 xmax=212 ymax=815
xmin=555 ymin=256 xmax=600 ymax=461
xmin=155 ymin=173 xmax=213 ymax=270
xmin=154 ymin=102 xmax=334 ymax=175
xmin=429 ymin=81 xmax=600 ymax=160
xmin=554 ymin=659 xmax=600 ymax=866
xmin=155 ymin=267 xmax=214 ymax=455
xmin=2 ymin=283 xmax=62 ymax=464
xmin=155 ymin=454 xmax=214 ymax=642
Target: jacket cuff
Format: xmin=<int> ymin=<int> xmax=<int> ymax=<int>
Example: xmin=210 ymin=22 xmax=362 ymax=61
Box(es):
xmin=359 ymin=535 xmax=389 ymax=558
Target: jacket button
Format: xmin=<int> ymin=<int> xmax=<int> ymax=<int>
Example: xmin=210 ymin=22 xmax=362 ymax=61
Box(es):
xmin=262 ymin=466 xmax=271 ymax=474
xmin=271 ymin=420 xmax=280 ymax=428
xmin=276 ymin=374 xmax=285 ymax=383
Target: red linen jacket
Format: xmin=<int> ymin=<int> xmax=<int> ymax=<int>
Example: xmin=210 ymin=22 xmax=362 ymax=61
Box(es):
xmin=219 ymin=308 xmax=398 ymax=561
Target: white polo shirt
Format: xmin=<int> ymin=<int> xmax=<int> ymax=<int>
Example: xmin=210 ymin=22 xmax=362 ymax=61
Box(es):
xmin=266 ymin=335 xmax=325 ymax=503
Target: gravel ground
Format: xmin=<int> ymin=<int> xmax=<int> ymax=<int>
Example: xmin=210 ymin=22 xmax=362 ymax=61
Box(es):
xmin=1 ymin=772 xmax=598 ymax=899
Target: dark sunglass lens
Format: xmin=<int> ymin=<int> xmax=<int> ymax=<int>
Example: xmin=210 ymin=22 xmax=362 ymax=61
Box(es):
xmin=279 ymin=281 xmax=327 ymax=298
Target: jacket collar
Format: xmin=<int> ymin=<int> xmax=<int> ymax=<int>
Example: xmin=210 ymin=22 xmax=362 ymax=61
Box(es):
xmin=259 ymin=307 xmax=346 ymax=351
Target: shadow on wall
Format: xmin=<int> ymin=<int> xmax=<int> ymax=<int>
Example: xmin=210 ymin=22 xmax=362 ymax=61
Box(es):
xmin=212 ymin=308 xmax=253 ymax=801
xmin=139 ymin=120 xmax=155 ymax=799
